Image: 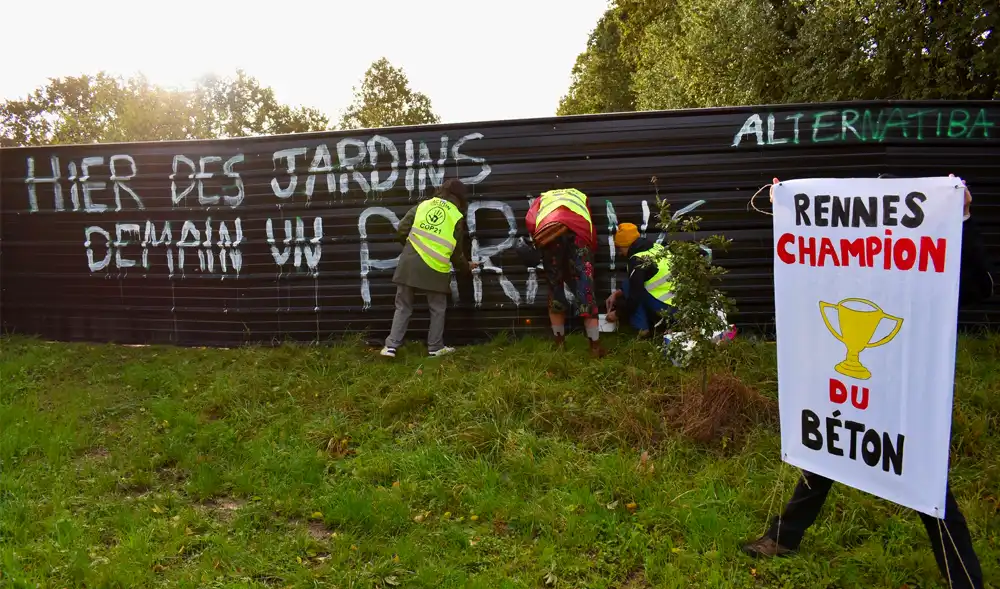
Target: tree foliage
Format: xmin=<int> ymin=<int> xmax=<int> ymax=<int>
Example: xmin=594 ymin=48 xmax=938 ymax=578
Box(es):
xmin=560 ymin=0 xmax=999 ymax=115
xmin=188 ymin=71 xmax=329 ymax=139
xmin=786 ymin=0 xmax=999 ymax=102
xmin=339 ymin=58 xmax=440 ymax=130
xmin=634 ymin=0 xmax=791 ymax=110
xmin=557 ymin=11 xmax=637 ymax=116
xmin=652 ymin=177 xmax=732 ymax=373
xmin=1 ymin=70 xmax=329 ymax=147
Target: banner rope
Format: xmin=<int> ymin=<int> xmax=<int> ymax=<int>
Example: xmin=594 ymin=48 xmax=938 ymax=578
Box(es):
xmin=938 ymin=515 xmax=976 ymax=589
xmin=937 ymin=517 xmax=955 ymax=588
xmin=747 ymin=184 xmax=774 ymax=217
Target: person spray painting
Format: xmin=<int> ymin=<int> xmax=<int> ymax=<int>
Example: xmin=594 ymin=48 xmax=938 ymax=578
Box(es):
xmin=525 ymin=187 xmax=607 ymax=358
xmin=381 ymin=179 xmax=477 ymax=358
xmin=604 ymin=222 xmax=676 ymax=337
xmin=742 ymin=174 xmax=989 ymax=589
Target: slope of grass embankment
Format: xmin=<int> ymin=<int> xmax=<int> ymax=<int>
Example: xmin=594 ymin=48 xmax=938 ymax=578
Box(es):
xmin=1 ymin=334 xmax=997 ymax=588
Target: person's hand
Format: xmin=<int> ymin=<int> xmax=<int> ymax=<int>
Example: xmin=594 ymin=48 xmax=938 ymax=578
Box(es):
xmin=950 ymin=174 xmax=972 ymax=218
xmin=606 ymin=289 xmax=622 ymax=312
xmin=769 ymin=177 xmax=779 ymax=203
xmin=468 ymin=260 xmax=479 ymax=271
xmin=605 ymin=310 xmax=618 ymax=323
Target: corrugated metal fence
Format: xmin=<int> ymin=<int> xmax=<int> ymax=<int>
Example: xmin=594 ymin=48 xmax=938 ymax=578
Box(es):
xmin=2 ymin=101 xmax=999 ymax=346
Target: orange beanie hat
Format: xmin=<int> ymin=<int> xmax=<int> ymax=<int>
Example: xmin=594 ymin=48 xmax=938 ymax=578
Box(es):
xmin=614 ymin=223 xmax=640 ymax=248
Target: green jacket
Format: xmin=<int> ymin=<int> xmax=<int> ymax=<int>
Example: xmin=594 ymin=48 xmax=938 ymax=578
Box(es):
xmin=392 ymin=194 xmax=471 ymax=293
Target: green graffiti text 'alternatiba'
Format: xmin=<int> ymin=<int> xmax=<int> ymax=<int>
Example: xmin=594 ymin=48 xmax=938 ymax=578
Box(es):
xmin=732 ymin=108 xmax=995 ymax=148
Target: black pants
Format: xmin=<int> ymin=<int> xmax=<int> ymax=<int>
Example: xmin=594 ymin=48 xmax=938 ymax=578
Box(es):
xmin=768 ymin=470 xmax=983 ymax=589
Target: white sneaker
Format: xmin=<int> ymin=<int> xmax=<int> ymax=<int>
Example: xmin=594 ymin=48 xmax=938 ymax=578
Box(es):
xmin=428 ymin=346 xmax=455 ymax=357
xmin=380 ymin=347 xmax=397 ymax=358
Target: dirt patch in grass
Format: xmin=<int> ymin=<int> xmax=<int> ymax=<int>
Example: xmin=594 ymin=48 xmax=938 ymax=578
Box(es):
xmin=492 ymin=518 xmax=510 ymax=536
xmin=84 ymin=447 xmax=111 ymax=460
xmin=618 ymin=569 xmax=651 ymax=589
xmin=667 ymin=372 xmax=777 ymax=444
xmin=116 ymin=477 xmax=152 ymax=497
xmin=306 ymin=521 xmax=331 ymax=541
xmin=249 ymin=573 xmax=284 ymax=586
xmin=202 ymin=405 xmax=226 ymax=422
xmin=75 ymin=447 xmax=111 ymax=468
xmin=157 ymin=466 xmax=189 ymax=485
xmin=199 ymin=497 xmax=245 ymax=522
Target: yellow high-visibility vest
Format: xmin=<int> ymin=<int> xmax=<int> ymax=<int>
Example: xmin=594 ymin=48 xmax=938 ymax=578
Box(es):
xmin=536 ymin=188 xmax=593 ymax=234
xmin=408 ymin=197 xmax=463 ymax=273
xmin=633 ymin=243 xmax=674 ymax=304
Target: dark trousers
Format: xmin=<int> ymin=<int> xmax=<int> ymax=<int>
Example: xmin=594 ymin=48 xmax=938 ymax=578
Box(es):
xmin=620 ymin=279 xmax=673 ymax=332
xmin=768 ymin=470 xmax=983 ymax=589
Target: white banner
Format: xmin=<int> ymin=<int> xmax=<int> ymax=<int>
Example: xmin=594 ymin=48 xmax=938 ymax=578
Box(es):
xmin=772 ymin=177 xmax=964 ymax=517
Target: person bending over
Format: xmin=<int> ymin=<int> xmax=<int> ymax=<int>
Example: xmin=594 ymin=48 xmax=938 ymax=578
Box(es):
xmin=525 ymin=187 xmax=607 ymax=358
xmin=605 ymin=223 xmax=675 ymax=337
xmin=381 ymin=179 xmax=477 ymax=358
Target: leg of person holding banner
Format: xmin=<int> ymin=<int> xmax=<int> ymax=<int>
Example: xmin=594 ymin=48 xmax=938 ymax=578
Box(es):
xmin=917 ymin=487 xmax=983 ymax=589
xmin=744 ymin=470 xmax=833 ymax=557
xmin=745 ymin=471 xmax=984 ymax=589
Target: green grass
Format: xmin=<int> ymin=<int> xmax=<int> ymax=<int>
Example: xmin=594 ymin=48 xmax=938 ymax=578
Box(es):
xmin=1 ymin=333 xmax=997 ymax=589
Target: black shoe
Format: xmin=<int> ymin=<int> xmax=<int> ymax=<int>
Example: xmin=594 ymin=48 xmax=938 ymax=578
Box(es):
xmin=741 ymin=535 xmax=795 ymax=558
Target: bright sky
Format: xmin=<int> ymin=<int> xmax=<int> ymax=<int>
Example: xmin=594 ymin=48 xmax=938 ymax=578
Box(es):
xmin=1 ymin=0 xmax=610 ymax=125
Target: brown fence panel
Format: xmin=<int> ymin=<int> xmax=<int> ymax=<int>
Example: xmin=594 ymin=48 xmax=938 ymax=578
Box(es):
xmin=2 ymin=101 xmax=998 ymax=346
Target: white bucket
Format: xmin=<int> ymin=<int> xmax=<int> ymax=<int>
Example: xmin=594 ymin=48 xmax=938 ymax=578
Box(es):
xmin=598 ymin=313 xmax=617 ymax=333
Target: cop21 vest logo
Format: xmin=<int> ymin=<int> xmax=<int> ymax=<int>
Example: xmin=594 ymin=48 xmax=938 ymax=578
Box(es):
xmin=423 ymin=204 xmax=448 ymax=228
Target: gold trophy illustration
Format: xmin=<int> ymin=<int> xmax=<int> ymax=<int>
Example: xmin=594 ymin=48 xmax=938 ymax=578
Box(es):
xmin=819 ymin=298 xmax=903 ymax=380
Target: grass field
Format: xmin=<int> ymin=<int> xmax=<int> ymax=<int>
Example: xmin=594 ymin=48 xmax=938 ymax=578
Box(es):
xmin=1 ymin=334 xmax=998 ymax=588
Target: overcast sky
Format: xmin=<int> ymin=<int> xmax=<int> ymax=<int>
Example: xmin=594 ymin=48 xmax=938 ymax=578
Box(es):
xmin=1 ymin=0 xmax=610 ymax=125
